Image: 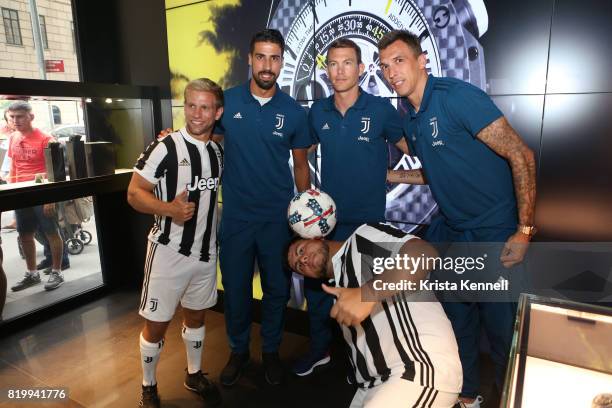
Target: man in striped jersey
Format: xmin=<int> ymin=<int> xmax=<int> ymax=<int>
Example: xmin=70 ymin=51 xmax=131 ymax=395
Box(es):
xmin=287 ymin=223 xmax=462 ymax=408
xmin=127 ymin=78 xmax=224 ymax=408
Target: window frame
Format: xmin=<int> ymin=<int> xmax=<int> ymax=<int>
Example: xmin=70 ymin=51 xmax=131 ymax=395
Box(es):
xmin=2 ymin=7 xmax=23 ymax=46
xmin=39 ymin=14 xmax=49 ymax=49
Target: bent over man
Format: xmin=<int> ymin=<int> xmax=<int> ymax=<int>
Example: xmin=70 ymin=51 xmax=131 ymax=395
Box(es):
xmin=287 ymin=223 xmax=462 ymax=408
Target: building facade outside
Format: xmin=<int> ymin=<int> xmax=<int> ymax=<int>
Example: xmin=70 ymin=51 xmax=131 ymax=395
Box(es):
xmin=0 ymin=0 xmax=78 ymax=82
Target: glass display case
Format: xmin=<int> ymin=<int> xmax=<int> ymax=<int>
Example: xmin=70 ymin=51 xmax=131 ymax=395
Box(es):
xmin=502 ymin=294 xmax=612 ymax=407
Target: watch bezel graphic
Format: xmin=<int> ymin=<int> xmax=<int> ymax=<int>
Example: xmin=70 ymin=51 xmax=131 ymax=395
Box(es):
xmin=268 ymin=0 xmax=488 ymax=307
xmin=268 ymin=0 xmax=488 ymax=228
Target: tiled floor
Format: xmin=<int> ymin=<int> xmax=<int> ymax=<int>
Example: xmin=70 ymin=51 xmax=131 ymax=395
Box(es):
xmin=0 ymin=291 xmax=500 ymax=407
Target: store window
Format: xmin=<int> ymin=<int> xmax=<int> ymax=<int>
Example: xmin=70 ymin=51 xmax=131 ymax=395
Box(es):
xmin=0 ymin=196 xmax=103 ymax=322
xmin=2 ymin=8 xmax=22 ymax=46
xmin=0 ymin=90 xmax=156 ymax=323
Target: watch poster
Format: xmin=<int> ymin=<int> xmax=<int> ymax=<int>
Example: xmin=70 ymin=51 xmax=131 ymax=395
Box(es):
xmin=166 ymin=0 xmax=610 ymax=305
xmin=165 ymin=0 xmax=557 ymax=229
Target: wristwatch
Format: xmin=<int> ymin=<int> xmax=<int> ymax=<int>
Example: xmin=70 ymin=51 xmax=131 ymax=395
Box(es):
xmin=269 ymin=0 xmax=491 ymax=230
xmin=518 ymin=225 xmax=537 ymax=237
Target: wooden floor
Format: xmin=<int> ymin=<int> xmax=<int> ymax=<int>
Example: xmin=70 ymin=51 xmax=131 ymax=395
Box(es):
xmin=0 ymin=290 xmax=356 ymax=408
xmin=0 ymin=291 xmax=500 ymax=407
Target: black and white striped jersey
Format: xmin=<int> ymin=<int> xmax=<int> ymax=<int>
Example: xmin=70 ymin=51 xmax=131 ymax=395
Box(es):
xmin=134 ymin=128 xmax=223 ymax=262
xmin=331 ymin=223 xmax=462 ymax=393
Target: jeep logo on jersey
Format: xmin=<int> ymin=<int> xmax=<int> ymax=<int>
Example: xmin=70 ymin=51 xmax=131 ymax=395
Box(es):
xmin=275 ymin=113 xmax=285 ymax=129
xmin=360 ymin=117 xmax=370 ymax=134
xmin=430 ymin=117 xmax=439 ymax=138
xmin=186 ymin=175 xmax=220 ymax=192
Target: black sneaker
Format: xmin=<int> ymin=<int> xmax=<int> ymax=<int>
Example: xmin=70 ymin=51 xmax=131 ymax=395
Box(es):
xmin=11 ymin=273 xmax=41 ymax=292
xmin=37 ymin=258 xmax=52 ymax=270
xmin=292 ymin=349 xmax=331 ymax=377
xmin=184 ymin=370 xmax=222 ymax=407
xmin=139 ymin=384 xmax=160 ymax=408
xmin=262 ymin=352 xmax=284 ymax=386
xmin=220 ymin=352 xmax=249 ymax=387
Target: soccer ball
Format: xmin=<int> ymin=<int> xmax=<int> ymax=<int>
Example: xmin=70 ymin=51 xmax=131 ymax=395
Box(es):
xmin=287 ymin=189 xmax=337 ymax=238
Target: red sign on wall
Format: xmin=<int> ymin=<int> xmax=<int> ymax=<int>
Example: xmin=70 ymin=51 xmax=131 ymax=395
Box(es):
xmin=45 ymin=60 xmax=65 ymax=72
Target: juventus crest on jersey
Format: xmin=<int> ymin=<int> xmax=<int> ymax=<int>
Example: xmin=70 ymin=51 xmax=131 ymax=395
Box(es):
xmin=331 ymin=223 xmax=462 ymax=394
xmin=134 ymin=128 xmax=223 ymax=262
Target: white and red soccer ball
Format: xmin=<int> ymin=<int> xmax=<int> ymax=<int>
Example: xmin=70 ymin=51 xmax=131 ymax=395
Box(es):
xmin=287 ymin=189 xmax=337 ymax=238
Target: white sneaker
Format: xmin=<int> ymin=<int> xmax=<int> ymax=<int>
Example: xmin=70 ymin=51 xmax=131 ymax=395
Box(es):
xmin=460 ymin=395 xmax=484 ymax=408
xmin=44 ymin=271 xmax=64 ymax=290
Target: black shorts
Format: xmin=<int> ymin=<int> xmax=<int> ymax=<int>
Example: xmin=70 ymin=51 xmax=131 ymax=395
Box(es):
xmin=15 ymin=205 xmax=60 ymax=234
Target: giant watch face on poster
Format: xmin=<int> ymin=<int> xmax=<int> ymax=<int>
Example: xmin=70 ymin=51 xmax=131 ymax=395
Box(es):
xmin=268 ymin=0 xmax=489 ymax=229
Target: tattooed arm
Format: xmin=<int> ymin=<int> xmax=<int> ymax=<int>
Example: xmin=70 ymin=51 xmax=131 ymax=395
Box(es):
xmin=386 ymin=138 xmax=427 ymax=185
xmin=387 ymin=169 xmax=427 ymax=185
xmin=476 ymin=116 xmax=537 ymax=267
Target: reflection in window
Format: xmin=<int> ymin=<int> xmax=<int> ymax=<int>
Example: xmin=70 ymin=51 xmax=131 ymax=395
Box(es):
xmin=0 ymin=197 xmax=103 ymax=322
xmin=2 ymin=8 xmax=22 ymax=46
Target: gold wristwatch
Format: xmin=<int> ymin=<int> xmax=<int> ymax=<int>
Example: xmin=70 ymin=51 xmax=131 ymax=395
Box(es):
xmin=518 ymin=225 xmax=537 ymax=237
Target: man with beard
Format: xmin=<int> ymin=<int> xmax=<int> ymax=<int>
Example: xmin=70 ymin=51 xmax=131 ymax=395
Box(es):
xmin=128 ymin=78 xmax=224 ymax=408
xmin=294 ymin=38 xmax=409 ymax=376
xmin=379 ymin=30 xmax=536 ymax=408
xmin=286 ymin=223 xmax=462 ymax=407
xmin=213 ymin=29 xmax=312 ymax=386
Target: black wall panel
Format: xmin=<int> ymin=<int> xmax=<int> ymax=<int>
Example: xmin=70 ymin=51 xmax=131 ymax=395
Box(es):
xmin=74 ymin=0 xmax=171 ymax=93
xmin=547 ymin=0 xmax=612 ymax=93
xmin=480 ymin=0 xmax=554 ymax=95
xmin=537 ymin=93 xmax=612 ymax=240
xmin=491 ymin=95 xmax=545 ymax=167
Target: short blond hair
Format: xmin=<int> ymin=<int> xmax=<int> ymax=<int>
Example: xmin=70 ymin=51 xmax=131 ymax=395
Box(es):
xmin=184 ymin=78 xmax=224 ymax=108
